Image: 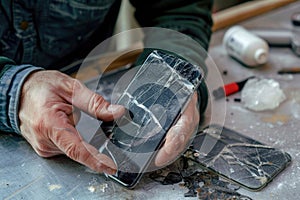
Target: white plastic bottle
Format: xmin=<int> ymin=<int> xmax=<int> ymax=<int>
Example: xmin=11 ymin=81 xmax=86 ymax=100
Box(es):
xmin=223 ymin=26 xmax=269 ymax=67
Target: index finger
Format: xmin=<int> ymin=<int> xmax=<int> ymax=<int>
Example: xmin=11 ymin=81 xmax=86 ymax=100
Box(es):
xmin=70 ymin=79 xmax=125 ymax=121
xmin=50 ymin=124 xmax=117 ymax=174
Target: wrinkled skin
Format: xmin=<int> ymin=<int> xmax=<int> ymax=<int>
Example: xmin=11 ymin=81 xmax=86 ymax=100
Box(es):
xmin=19 ymin=70 xmax=199 ymax=174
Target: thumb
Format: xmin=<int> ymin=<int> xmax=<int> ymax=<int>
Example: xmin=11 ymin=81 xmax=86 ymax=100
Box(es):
xmin=71 ymin=79 xmax=124 ymax=121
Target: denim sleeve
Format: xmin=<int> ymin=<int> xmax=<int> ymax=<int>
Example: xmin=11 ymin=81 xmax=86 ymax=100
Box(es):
xmin=0 ymin=65 xmax=43 ymax=134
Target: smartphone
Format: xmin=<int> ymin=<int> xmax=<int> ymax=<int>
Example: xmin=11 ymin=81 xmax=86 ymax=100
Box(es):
xmin=187 ymin=125 xmax=292 ymax=191
xmin=98 ymin=50 xmax=203 ymax=188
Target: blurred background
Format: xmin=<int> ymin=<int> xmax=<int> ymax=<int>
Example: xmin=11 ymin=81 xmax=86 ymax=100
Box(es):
xmin=213 ymin=0 xmax=251 ymax=12
xmin=114 ymin=0 xmax=253 ymax=50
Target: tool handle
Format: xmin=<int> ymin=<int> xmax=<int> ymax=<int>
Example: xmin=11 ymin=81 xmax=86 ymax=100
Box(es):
xmin=250 ymin=29 xmax=293 ymax=46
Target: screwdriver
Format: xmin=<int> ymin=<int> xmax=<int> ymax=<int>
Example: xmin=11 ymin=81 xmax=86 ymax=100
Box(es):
xmin=213 ymin=76 xmax=255 ymax=99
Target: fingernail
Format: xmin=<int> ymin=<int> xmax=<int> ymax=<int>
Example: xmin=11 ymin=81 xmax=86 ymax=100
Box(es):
xmin=107 ymin=105 xmax=124 ymax=113
xmin=104 ymin=168 xmax=117 ymax=175
xmin=155 ymin=155 xmax=168 ymax=167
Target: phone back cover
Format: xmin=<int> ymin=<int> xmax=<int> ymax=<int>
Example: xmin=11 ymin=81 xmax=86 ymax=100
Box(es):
xmin=189 ymin=125 xmax=292 ymax=191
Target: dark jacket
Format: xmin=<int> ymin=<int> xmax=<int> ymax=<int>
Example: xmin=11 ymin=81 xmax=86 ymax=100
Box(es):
xmin=0 ymin=0 xmax=213 ymax=133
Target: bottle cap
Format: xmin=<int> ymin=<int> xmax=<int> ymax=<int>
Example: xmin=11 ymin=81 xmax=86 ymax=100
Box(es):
xmin=254 ymin=49 xmax=268 ymax=64
xmin=291 ymin=12 xmax=300 ymax=26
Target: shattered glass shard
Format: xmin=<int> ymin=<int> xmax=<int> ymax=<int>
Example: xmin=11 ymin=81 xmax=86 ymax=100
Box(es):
xmin=189 ymin=125 xmax=291 ymax=191
xmin=148 ymin=157 xmax=252 ymax=199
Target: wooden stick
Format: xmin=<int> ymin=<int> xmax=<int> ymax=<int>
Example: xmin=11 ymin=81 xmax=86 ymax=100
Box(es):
xmin=212 ymin=0 xmax=296 ymax=31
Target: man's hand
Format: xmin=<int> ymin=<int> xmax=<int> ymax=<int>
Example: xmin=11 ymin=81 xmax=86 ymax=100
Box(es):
xmin=19 ymin=70 xmax=125 ymax=174
xmin=155 ymin=93 xmax=199 ymax=167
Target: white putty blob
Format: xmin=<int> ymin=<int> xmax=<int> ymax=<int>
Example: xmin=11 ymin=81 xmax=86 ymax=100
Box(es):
xmin=241 ymin=78 xmax=286 ymax=111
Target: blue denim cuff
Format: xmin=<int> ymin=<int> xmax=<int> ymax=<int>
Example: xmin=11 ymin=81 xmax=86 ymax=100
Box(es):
xmin=0 ymin=65 xmax=43 ymax=134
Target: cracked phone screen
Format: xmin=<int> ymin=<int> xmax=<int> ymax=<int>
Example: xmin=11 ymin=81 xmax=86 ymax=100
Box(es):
xmin=98 ymin=50 xmax=203 ymax=187
xmin=188 ymin=125 xmax=292 ymax=191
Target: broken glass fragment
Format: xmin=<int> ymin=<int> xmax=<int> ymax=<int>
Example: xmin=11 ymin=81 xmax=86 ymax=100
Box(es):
xmin=188 ymin=125 xmax=291 ymax=191
xmin=148 ymin=157 xmax=252 ymax=199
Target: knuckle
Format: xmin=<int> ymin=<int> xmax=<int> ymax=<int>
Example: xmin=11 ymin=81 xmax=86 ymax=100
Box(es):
xmin=34 ymin=143 xmax=52 ymax=157
xmin=51 ymin=128 xmax=85 ymax=162
xmin=88 ymin=93 xmax=107 ymax=114
xmin=35 ymin=149 xmax=49 ymax=157
xmin=64 ymin=143 xmax=79 ymax=160
xmin=63 ymin=77 xmax=83 ymax=99
xmin=71 ymin=78 xmax=84 ymax=91
xmin=31 ymin=119 xmax=45 ymax=134
xmin=35 ymin=141 xmax=47 ymax=151
xmin=71 ymin=79 xmax=82 ymax=94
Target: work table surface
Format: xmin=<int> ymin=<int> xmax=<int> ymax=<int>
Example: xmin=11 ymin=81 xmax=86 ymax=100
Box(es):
xmin=1 ymin=2 xmax=300 ymax=200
